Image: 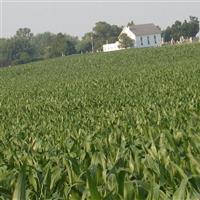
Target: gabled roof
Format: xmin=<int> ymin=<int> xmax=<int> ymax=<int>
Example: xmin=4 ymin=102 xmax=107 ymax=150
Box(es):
xmin=129 ymin=23 xmax=161 ymax=36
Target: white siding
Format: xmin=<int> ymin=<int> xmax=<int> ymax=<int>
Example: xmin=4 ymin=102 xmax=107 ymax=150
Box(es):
xmin=135 ymin=34 xmax=161 ymax=48
xmin=103 ymin=42 xmax=121 ymax=52
xmin=102 ymin=26 xmax=162 ymax=52
xmin=119 ymin=27 xmax=161 ymax=48
xmin=120 ymin=27 xmax=136 ymax=41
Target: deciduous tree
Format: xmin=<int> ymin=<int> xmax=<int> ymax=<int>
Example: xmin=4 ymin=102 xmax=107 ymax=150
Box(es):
xmin=118 ymin=33 xmax=134 ymax=48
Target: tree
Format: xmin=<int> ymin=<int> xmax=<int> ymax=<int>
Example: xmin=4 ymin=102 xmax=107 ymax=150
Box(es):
xmin=162 ymin=16 xmax=199 ymax=42
xmin=118 ymin=33 xmax=134 ymax=48
xmin=181 ymin=20 xmax=189 ymax=38
xmin=127 ymin=20 xmax=135 ymax=26
xmin=0 ymin=28 xmax=38 ymax=65
xmin=18 ymin=52 xmax=31 ymax=64
xmin=49 ymin=33 xmax=77 ymax=57
xmin=32 ymin=32 xmax=56 ymax=58
xmin=8 ymin=37 xmax=37 ymax=65
xmin=188 ymin=16 xmax=199 ymax=37
xmin=92 ymin=21 xmax=122 ymax=51
xmin=162 ymin=27 xmax=172 ymax=42
xmin=92 ymin=22 xmax=111 ymax=51
xmin=109 ymin=25 xmax=122 ymax=42
xmin=64 ymin=40 xmax=76 ymax=55
xmin=16 ymin=28 xmax=33 ymax=39
xmin=50 ymin=33 xmax=66 ymax=57
xmin=76 ymin=32 xmax=92 ymax=53
xmin=171 ymin=20 xmax=182 ymax=41
xmin=0 ymin=21 xmax=124 ymax=66
xmin=0 ymin=39 xmax=11 ymax=67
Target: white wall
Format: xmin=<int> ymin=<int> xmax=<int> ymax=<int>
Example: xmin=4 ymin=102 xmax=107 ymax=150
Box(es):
xmin=120 ymin=27 xmax=161 ymax=48
xmin=103 ymin=42 xmax=121 ymax=52
xmin=103 ymin=28 xmax=162 ymax=52
xmin=120 ymin=27 xmax=136 ymax=41
xmin=135 ymin=34 xmax=162 ymax=48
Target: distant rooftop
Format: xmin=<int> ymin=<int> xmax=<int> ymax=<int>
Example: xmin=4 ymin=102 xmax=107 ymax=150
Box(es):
xmin=129 ymin=23 xmax=161 ymax=36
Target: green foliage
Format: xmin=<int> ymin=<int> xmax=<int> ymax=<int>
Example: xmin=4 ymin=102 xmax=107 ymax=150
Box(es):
xmin=0 ymin=44 xmax=200 ymax=199
xmin=15 ymin=28 xmax=33 ymax=40
xmin=127 ymin=21 xmax=135 ymax=26
xmin=49 ymin=33 xmax=77 ymax=57
xmin=0 ymin=39 xmax=11 ymax=67
xmin=0 ymin=28 xmax=38 ymax=66
xmin=93 ymin=21 xmax=122 ymax=51
xmin=0 ymin=21 xmax=122 ymax=67
xmin=76 ymin=32 xmax=93 ymax=53
xmin=31 ymin=32 xmax=56 ymax=59
xmin=119 ymin=33 xmax=134 ymax=48
xmin=163 ymin=16 xmax=199 ymax=42
xmin=12 ymin=165 xmax=26 ymax=200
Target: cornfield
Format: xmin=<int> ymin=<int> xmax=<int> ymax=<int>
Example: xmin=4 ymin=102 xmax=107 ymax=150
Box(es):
xmin=0 ymin=44 xmax=200 ymax=199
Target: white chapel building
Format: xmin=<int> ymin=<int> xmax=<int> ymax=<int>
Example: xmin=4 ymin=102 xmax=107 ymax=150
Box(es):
xmin=103 ymin=23 xmax=162 ymax=52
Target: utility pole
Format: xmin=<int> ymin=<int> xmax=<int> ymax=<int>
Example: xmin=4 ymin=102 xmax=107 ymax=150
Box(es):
xmin=91 ymin=33 xmax=94 ymax=53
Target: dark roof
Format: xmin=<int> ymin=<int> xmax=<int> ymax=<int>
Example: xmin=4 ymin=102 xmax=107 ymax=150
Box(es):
xmin=129 ymin=23 xmax=161 ymax=36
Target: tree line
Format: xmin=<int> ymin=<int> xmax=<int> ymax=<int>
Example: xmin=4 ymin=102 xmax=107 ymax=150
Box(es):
xmin=0 ymin=17 xmax=199 ymax=67
xmin=162 ymin=16 xmax=199 ymax=42
xmin=0 ymin=22 xmax=122 ymax=67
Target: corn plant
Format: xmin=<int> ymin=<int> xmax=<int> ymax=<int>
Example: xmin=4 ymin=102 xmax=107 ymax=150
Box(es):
xmin=0 ymin=43 xmax=200 ymax=199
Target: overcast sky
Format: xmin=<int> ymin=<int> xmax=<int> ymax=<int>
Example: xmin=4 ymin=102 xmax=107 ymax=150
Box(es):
xmin=1 ymin=1 xmax=200 ymax=38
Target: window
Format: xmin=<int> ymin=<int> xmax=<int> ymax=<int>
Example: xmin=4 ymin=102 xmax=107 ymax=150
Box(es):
xmin=140 ymin=36 xmax=143 ymax=46
xmin=154 ymin=35 xmax=157 ymax=44
xmin=147 ymin=36 xmax=150 ymax=45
